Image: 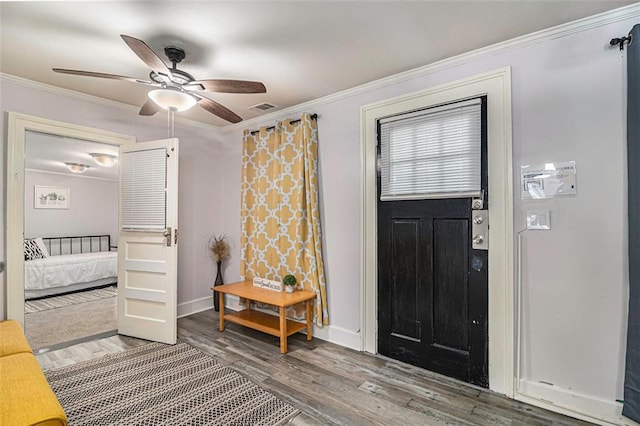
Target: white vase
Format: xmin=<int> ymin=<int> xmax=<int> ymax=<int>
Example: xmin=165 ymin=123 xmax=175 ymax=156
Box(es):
xmin=285 ymin=286 xmax=294 ymax=293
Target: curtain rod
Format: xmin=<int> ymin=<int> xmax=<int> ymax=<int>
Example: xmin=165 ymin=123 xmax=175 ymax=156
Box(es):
xmin=610 ymin=33 xmax=632 ymax=51
xmin=249 ymin=113 xmax=317 ymax=135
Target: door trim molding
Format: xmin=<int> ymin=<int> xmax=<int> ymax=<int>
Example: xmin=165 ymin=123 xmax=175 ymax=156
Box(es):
xmin=360 ymin=67 xmax=514 ymax=396
xmin=6 ymin=112 xmax=134 ymax=326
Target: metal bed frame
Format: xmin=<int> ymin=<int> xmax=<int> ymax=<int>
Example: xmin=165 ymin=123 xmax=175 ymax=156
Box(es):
xmin=42 ymin=235 xmax=112 ymax=256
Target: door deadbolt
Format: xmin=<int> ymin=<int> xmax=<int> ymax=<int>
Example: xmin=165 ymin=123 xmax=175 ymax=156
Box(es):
xmin=471 ymin=210 xmax=488 ymax=250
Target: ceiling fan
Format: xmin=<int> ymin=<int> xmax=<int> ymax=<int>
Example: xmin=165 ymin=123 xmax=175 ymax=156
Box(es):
xmin=53 ymin=35 xmax=266 ymax=123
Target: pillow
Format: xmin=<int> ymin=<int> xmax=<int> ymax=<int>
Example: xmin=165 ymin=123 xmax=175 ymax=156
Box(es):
xmin=33 ymin=237 xmax=50 ymax=258
xmin=24 ymin=239 xmax=46 ymax=261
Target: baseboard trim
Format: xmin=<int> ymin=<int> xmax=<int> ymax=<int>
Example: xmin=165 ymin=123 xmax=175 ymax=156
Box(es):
xmin=199 ymin=294 xmax=362 ymax=350
xmin=177 ymin=295 xmax=214 ymax=318
xmin=516 ymin=380 xmax=637 ymax=426
xmin=312 ymin=323 xmax=361 ymax=351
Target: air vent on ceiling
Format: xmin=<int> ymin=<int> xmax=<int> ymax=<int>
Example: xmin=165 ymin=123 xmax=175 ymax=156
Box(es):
xmin=248 ymin=102 xmax=278 ymax=112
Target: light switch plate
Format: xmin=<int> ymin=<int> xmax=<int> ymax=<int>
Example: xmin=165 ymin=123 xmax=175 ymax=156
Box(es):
xmin=526 ymin=210 xmax=551 ymax=230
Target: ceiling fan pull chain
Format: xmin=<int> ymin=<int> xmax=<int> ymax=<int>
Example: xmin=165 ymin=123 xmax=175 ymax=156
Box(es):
xmin=167 ymin=108 xmax=176 ymax=139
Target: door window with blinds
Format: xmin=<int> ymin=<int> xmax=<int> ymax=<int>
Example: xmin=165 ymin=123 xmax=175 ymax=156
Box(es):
xmin=379 ymin=98 xmax=483 ymax=201
xmin=121 ymin=148 xmax=167 ymax=230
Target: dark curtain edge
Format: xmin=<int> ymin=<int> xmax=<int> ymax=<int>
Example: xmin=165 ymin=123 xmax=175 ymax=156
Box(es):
xmin=623 ymin=23 xmax=640 ymax=424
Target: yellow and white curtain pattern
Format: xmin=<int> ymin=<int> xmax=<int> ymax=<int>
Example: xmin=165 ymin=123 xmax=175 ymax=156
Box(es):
xmin=240 ymin=113 xmax=328 ymax=326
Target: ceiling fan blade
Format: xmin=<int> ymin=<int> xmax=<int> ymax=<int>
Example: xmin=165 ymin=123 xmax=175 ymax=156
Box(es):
xmin=139 ymin=99 xmax=160 ymax=116
xmin=120 ymin=34 xmax=171 ymax=79
xmin=188 ymin=79 xmax=266 ymax=94
xmin=195 ymin=96 xmax=243 ymax=124
xmin=53 ymin=68 xmax=151 ymax=84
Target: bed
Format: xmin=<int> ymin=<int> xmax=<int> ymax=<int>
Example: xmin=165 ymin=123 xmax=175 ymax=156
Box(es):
xmin=24 ymin=235 xmax=117 ymax=300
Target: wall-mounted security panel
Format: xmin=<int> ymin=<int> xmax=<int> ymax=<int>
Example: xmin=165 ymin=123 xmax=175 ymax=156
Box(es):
xmin=526 ymin=210 xmax=551 ymax=230
xmin=521 ymin=161 xmax=577 ymax=199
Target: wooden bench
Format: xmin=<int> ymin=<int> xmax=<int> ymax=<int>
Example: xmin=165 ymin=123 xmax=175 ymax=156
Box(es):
xmin=213 ymin=280 xmax=316 ymax=353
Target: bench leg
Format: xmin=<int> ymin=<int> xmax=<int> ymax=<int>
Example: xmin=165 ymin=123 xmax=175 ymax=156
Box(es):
xmin=219 ymin=293 xmax=225 ymax=332
xmin=279 ymin=306 xmax=287 ymax=354
xmin=306 ymin=299 xmax=313 ymax=341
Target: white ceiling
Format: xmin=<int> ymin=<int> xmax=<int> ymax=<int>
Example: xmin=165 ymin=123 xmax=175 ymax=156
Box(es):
xmin=1 ymin=1 xmax=635 ymax=129
xmin=25 ymin=132 xmax=119 ymax=180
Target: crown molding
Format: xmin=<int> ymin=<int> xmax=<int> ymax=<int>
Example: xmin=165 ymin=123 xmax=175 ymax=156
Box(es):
xmin=221 ymin=2 xmax=640 ymax=134
xmin=0 ymin=73 xmax=223 ymax=134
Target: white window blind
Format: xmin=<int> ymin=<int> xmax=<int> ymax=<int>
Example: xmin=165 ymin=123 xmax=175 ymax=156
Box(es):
xmin=379 ymin=98 xmax=482 ymax=201
xmin=121 ymin=148 xmax=167 ymax=231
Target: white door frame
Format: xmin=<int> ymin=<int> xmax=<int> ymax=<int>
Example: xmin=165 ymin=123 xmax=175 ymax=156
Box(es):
xmin=360 ymin=67 xmax=514 ymax=396
xmin=6 ymin=112 xmax=135 ymax=326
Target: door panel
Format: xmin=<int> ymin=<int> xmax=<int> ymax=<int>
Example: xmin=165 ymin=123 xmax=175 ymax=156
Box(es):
xmin=390 ymin=219 xmax=421 ymax=342
xmin=117 ymin=138 xmax=179 ymax=345
xmin=433 ymin=218 xmax=469 ymax=352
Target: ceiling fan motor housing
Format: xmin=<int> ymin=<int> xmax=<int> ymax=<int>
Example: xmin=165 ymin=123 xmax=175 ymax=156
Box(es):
xmin=165 ymin=46 xmax=185 ymax=64
xmin=149 ymin=46 xmax=195 ymax=86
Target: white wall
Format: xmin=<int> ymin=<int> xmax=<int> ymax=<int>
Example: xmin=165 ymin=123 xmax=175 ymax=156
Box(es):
xmin=1 ymin=78 xmax=226 ymax=316
xmin=214 ymin=11 xmax=637 ymax=423
xmin=24 ymin=170 xmax=118 ymax=243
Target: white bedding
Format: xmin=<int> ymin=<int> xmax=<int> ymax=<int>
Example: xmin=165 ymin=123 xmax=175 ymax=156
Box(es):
xmin=25 ymin=251 xmax=117 ymax=298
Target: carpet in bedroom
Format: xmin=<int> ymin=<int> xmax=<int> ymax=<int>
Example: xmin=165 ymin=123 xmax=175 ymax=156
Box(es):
xmin=25 ymin=285 xmax=117 ymax=313
xmin=25 ymin=291 xmax=117 ymax=351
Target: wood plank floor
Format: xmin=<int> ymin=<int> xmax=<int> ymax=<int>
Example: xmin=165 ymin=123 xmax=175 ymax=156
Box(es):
xmin=37 ymin=309 xmax=593 ymax=426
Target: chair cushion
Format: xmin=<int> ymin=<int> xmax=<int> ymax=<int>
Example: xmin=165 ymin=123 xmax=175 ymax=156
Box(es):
xmin=1 ymin=353 xmax=67 ymax=426
xmin=0 ymin=320 xmax=32 ymax=357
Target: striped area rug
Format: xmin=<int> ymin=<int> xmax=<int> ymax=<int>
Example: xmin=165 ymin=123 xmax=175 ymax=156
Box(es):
xmin=45 ymin=341 xmax=300 ymax=425
xmin=25 ymin=286 xmax=117 ymax=313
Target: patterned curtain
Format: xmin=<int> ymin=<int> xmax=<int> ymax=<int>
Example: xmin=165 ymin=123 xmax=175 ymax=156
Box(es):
xmin=240 ymin=113 xmax=329 ymax=326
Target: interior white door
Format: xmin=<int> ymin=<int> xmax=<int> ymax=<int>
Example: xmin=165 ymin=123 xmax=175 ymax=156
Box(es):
xmin=117 ymin=138 xmax=179 ymax=344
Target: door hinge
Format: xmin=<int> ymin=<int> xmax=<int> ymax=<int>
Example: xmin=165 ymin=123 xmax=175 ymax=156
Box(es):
xmin=174 ymin=228 xmax=178 ymax=245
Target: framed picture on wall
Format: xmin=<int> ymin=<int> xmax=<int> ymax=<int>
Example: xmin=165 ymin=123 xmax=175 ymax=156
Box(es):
xmin=34 ymin=185 xmax=70 ymax=209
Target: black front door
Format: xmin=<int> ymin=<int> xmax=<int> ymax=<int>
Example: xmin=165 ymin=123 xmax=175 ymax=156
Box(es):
xmin=377 ymin=99 xmax=488 ymax=387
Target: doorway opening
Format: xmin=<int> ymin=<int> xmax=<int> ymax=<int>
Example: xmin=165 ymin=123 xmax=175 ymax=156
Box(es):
xmin=6 ymin=112 xmax=134 ymax=350
xmin=23 ymin=131 xmax=120 ymax=351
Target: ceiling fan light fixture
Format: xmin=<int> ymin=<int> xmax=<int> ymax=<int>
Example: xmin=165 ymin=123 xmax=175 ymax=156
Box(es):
xmin=148 ymin=88 xmax=197 ymax=112
xmin=90 ymin=153 xmax=117 ymax=167
xmin=65 ymin=162 xmax=90 ymax=174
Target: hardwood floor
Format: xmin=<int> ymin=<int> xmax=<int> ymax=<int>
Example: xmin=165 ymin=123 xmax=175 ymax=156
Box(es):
xmin=37 ymin=309 xmax=592 ymax=425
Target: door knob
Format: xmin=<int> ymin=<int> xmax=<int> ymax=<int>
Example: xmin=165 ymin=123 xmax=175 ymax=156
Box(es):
xmin=163 ymin=227 xmax=172 ymax=247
